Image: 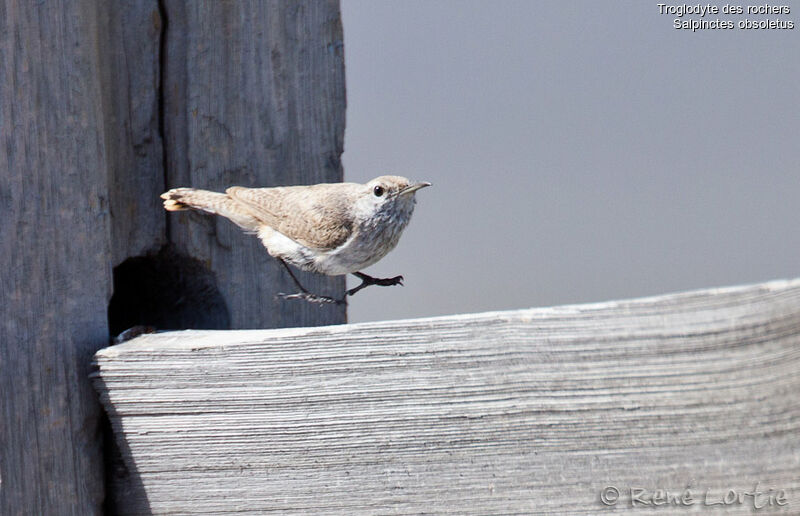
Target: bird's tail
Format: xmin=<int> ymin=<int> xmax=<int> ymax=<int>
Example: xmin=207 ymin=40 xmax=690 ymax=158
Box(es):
xmin=161 ymin=188 xmax=260 ymax=231
xmin=161 ymin=187 xmax=226 ymax=213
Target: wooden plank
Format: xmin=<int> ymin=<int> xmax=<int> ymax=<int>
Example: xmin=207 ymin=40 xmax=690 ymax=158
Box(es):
xmin=162 ymin=0 xmax=347 ymax=328
xmin=97 ymin=0 xmax=166 ymax=266
xmin=0 ymin=1 xmax=111 ymax=513
xmin=93 ymin=279 xmax=800 ymax=514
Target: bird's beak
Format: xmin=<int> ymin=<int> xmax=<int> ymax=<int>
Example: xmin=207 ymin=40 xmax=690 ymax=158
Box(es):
xmin=398 ymin=181 xmax=432 ymax=196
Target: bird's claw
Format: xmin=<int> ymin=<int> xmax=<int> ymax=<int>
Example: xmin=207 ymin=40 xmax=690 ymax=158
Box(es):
xmin=276 ymin=292 xmax=346 ymax=305
xmin=376 ymin=275 xmax=404 ymax=287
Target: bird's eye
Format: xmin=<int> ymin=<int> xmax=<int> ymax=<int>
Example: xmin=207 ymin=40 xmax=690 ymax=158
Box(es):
xmin=373 ymin=185 xmax=385 ymax=197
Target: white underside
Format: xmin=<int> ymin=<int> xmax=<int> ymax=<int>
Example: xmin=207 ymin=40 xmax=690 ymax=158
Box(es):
xmin=258 ymin=227 xmax=374 ymax=276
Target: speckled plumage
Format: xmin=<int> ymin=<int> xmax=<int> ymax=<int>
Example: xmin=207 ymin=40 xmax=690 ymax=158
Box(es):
xmin=161 ymin=176 xmax=429 ymax=276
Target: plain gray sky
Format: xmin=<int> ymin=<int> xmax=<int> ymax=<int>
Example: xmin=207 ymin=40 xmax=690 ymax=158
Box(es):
xmin=340 ymin=0 xmax=799 ymax=323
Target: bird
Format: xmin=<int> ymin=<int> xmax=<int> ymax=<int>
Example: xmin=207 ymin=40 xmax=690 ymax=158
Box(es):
xmin=161 ymin=176 xmax=430 ymax=304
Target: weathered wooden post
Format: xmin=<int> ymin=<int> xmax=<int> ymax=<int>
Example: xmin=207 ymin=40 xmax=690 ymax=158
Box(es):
xmin=103 ymin=0 xmax=346 ymax=333
xmin=1 ymin=1 xmax=347 ymax=513
xmin=157 ymin=0 xmax=347 ymax=329
xmin=1 ymin=2 xmax=111 ymax=513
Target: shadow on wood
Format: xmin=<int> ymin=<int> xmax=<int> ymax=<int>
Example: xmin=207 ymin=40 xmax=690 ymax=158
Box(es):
xmin=108 ymin=245 xmax=231 ymax=336
xmin=92 ymin=279 xmax=800 ymax=514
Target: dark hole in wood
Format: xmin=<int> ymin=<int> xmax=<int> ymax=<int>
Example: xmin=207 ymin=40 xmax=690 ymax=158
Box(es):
xmin=107 ymin=245 xmax=231 ymax=337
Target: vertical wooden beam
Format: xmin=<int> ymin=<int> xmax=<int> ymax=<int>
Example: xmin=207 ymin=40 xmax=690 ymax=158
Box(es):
xmin=97 ymin=0 xmax=166 ymax=267
xmin=163 ymin=0 xmax=348 ymax=328
xmin=0 ymin=1 xmax=110 ymax=513
xmin=1 ymin=0 xmax=348 ymax=511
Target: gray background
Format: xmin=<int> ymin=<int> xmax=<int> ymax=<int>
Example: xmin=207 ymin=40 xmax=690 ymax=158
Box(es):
xmin=340 ymin=0 xmax=799 ymax=323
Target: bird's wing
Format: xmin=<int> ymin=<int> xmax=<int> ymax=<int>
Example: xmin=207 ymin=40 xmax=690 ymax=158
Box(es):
xmin=226 ymin=184 xmax=355 ymax=251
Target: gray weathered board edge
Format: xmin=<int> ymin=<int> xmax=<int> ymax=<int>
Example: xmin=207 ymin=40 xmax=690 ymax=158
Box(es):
xmin=97 ymin=277 xmax=800 ymax=354
xmin=92 ymin=278 xmax=800 ymax=514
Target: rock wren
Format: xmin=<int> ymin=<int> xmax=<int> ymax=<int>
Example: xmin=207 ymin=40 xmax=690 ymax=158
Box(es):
xmin=161 ymin=176 xmax=430 ymax=304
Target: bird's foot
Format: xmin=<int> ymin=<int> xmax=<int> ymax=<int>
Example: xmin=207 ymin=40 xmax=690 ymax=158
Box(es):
xmin=276 ymin=259 xmax=347 ymax=305
xmin=371 ymin=275 xmax=404 ymax=287
xmin=276 ymin=292 xmax=346 ymax=305
xmin=346 ymin=272 xmax=405 ymax=297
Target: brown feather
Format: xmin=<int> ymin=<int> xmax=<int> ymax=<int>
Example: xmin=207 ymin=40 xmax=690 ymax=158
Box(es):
xmin=226 ymin=184 xmax=356 ymax=251
xmin=161 ymin=188 xmax=261 ymax=231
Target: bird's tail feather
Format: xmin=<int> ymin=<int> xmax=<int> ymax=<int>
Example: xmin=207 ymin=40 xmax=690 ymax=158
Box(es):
xmin=161 ymin=188 xmax=260 ymax=231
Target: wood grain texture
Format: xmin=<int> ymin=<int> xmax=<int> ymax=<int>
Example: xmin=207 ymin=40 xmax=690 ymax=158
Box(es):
xmin=162 ymin=0 xmax=347 ymax=328
xmin=97 ymin=0 xmax=166 ymax=266
xmin=93 ymin=279 xmax=800 ymax=514
xmin=2 ymin=0 xmax=348 ymax=512
xmin=0 ymin=1 xmax=111 ymax=513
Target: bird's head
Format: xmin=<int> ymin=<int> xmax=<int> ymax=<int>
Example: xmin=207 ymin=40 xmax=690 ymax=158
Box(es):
xmin=363 ymin=175 xmax=430 ymax=213
xmin=353 ymin=175 xmax=431 ymax=225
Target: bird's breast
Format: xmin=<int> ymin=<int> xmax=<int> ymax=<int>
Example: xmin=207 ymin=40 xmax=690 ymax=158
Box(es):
xmin=316 ymin=204 xmax=415 ymax=274
xmin=263 ymin=199 xmax=418 ymax=276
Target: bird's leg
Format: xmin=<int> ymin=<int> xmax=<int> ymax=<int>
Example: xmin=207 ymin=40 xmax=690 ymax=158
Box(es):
xmin=346 ymin=271 xmax=404 ymax=297
xmin=276 ymin=259 xmax=344 ymax=305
